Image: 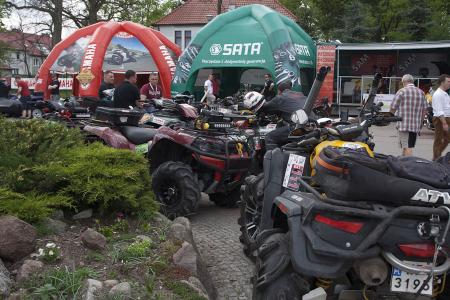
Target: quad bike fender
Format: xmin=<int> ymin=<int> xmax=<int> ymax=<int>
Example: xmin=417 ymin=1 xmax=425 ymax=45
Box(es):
xmin=272 ymin=190 xmax=353 ymax=278
xmin=83 ymin=125 xmax=134 ymax=150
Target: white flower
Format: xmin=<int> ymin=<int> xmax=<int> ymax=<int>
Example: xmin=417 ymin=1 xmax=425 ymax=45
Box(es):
xmin=46 ymin=243 xmax=56 ymax=248
xmin=48 ymin=250 xmax=54 ymax=256
xmin=38 ymin=248 xmax=44 ymax=256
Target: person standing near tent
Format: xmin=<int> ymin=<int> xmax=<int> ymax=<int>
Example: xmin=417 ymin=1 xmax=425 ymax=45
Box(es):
xmin=261 ymin=73 xmax=275 ymax=100
xmin=140 ymin=73 xmax=162 ymax=101
xmin=390 ymin=74 xmax=427 ymax=157
xmin=432 ymin=74 xmax=450 ymax=160
xmin=15 ymin=75 xmax=31 ymax=117
xmin=113 ymin=70 xmax=140 ymax=109
xmin=0 ymin=77 xmax=10 ymax=98
xmin=98 ymin=70 xmax=115 ymax=98
xmin=202 ymin=74 xmax=215 ymax=104
xmin=48 ymin=73 xmax=60 ymax=101
xmin=212 ymin=74 xmax=221 ymax=98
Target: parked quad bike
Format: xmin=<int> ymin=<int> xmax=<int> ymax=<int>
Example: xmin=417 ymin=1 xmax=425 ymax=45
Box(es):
xmin=43 ymin=100 xmax=91 ymax=128
xmin=241 ymin=73 xmax=450 ymax=299
xmin=141 ymin=98 xmax=198 ymax=128
xmin=239 ymin=66 xmax=335 ymax=256
xmin=148 ymin=109 xmax=255 ymax=219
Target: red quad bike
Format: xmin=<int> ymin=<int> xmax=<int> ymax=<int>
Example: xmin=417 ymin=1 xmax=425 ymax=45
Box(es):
xmin=148 ymin=109 xmax=253 ymax=219
xmin=82 ymin=103 xmax=197 ymax=152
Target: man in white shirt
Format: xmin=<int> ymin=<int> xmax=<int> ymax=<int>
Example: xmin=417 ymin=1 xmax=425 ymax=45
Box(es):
xmin=432 ymin=74 xmax=450 ymax=160
xmin=203 ymin=74 xmax=216 ymax=104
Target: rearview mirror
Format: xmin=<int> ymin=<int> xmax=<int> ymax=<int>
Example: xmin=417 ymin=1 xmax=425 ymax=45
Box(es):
xmin=291 ymin=109 xmax=308 ymax=125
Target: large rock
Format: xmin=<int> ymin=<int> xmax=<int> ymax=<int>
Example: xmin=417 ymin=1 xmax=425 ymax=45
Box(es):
xmin=109 ymin=282 xmax=131 ymax=297
xmin=81 ymin=228 xmax=106 ymax=250
xmin=168 ymin=223 xmax=193 ymax=245
xmin=82 ymin=278 xmax=103 ymax=300
xmin=16 ymin=260 xmax=44 ymax=283
xmin=0 ymin=258 xmax=12 ymax=297
xmin=173 ymin=217 xmax=191 ymax=230
xmin=0 ymin=216 xmax=37 ymax=261
xmin=172 ymin=241 xmax=197 ymax=274
xmin=43 ymin=218 xmax=67 ymax=235
xmin=153 ymin=212 xmax=172 ymax=227
xmin=103 ymin=279 xmax=119 ymax=289
xmin=73 ymin=209 xmax=93 ymax=220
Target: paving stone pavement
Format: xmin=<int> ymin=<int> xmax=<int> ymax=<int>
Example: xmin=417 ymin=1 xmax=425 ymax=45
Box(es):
xmin=190 ymin=195 xmax=253 ymax=300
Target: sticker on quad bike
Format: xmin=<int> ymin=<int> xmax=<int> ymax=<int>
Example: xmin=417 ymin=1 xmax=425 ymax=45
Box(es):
xmin=74 ymin=113 xmax=91 ymax=118
xmin=150 ymin=116 xmax=166 ymax=126
xmin=135 ymin=143 xmax=149 ymax=155
xmin=282 ymin=154 xmax=306 ymax=191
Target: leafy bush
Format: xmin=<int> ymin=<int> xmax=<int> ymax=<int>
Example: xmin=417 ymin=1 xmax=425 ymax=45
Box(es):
xmin=0 ymin=117 xmax=158 ymax=222
xmin=33 ymin=143 xmax=158 ymax=217
xmin=0 ymin=188 xmax=72 ymax=223
xmin=117 ymin=239 xmax=153 ymax=263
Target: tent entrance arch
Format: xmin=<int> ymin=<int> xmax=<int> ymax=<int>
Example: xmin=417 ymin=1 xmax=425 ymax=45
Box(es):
xmin=35 ymin=22 xmax=181 ymax=100
xmin=172 ymin=4 xmax=316 ymax=98
xmin=192 ymin=67 xmax=272 ymax=99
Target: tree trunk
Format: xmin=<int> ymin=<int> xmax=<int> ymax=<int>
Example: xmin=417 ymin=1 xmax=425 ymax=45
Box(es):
xmin=217 ymin=0 xmax=222 ymax=15
xmin=52 ymin=0 xmax=63 ymax=47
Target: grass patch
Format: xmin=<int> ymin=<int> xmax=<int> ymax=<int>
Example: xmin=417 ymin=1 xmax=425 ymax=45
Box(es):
xmin=165 ymin=279 xmax=207 ymax=300
xmin=24 ymin=266 xmax=98 ymax=299
xmin=86 ymin=250 xmax=106 ymax=262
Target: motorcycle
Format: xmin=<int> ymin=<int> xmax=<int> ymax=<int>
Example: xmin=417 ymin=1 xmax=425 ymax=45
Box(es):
xmin=105 ymin=49 xmax=137 ymax=65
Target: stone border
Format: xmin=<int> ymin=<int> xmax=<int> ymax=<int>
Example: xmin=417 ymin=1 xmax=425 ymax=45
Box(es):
xmin=168 ymin=215 xmax=217 ymax=300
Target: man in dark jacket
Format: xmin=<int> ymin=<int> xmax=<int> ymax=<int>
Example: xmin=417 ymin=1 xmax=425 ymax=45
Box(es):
xmin=244 ymin=81 xmax=306 ymax=150
xmin=113 ymin=70 xmax=140 ymax=109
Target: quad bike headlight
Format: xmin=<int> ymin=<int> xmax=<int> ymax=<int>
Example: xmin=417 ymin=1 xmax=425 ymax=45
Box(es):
xmin=192 ymin=137 xmax=226 ymax=155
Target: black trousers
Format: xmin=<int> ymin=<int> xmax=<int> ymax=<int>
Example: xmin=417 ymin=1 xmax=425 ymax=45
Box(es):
xmin=265 ymin=125 xmax=291 ymax=151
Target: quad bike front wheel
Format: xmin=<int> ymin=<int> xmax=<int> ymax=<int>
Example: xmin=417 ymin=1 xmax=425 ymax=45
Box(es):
xmin=238 ymin=173 xmax=264 ymax=258
xmin=32 ymin=108 xmax=43 ymax=118
xmin=209 ymin=186 xmax=240 ymax=208
xmin=152 ymin=161 xmax=200 ymax=219
xmin=253 ymin=232 xmax=310 ymax=300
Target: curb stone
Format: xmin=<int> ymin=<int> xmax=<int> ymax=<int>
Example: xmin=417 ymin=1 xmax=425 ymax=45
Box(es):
xmin=170 ymin=217 xmax=217 ymax=300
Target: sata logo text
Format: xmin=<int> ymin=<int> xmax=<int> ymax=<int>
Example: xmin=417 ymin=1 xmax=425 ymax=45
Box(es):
xmin=411 ymin=188 xmax=450 ymax=205
xmin=294 ymin=44 xmax=310 ymax=56
xmin=215 ymin=43 xmax=262 ymax=56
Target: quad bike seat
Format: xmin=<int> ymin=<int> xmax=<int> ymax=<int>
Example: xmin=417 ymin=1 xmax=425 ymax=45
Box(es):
xmin=314 ymin=147 xmax=450 ymax=206
xmin=119 ymin=126 xmax=156 ymax=145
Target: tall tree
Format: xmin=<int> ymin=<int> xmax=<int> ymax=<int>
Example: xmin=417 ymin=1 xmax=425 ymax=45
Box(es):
xmin=333 ymin=0 xmax=374 ymax=42
xmin=109 ymin=0 xmax=183 ymax=27
xmin=6 ymin=0 xmax=63 ymax=47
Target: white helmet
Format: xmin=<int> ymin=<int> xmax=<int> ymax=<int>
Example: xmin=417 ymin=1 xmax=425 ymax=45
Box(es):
xmin=243 ymin=92 xmax=265 ymax=112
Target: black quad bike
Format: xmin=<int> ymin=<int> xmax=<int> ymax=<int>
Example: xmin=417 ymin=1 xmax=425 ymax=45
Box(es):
xmin=240 ymin=73 xmax=450 ymax=299
xmin=148 ymin=109 xmax=254 ymax=219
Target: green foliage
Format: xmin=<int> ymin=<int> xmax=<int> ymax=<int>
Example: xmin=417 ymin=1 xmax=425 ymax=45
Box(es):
xmin=25 ymin=266 xmax=98 ymax=299
xmin=281 ymin=0 xmax=450 ymax=42
xmin=96 ymin=218 xmax=130 ymax=240
xmin=0 ymin=117 xmax=158 ymax=223
xmin=0 ymin=188 xmax=72 ymax=223
xmin=165 ymin=280 xmax=207 ymax=300
xmin=117 ymin=239 xmax=153 ymax=263
xmin=33 ymin=143 xmax=158 ymax=217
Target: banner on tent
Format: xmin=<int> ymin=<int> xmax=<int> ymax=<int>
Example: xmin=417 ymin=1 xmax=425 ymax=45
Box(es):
xmin=12 ymin=78 xmax=74 ymax=90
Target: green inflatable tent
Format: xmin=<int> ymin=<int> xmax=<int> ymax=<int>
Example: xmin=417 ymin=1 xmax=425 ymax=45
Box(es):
xmin=171 ymin=4 xmax=316 ymax=98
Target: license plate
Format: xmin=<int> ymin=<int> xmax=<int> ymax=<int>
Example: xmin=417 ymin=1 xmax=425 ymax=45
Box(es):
xmin=282 ymin=154 xmax=306 ymax=191
xmin=74 ymin=113 xmax=90 ymax=118
xmin=390 ymin=266 xmax=433 ymax=295
xmin=218 ymin=107 xmax=232 ymax=114
xmin=151 ymin=116 xmax=166 ymax=125
xmin=135 ymin=143 xmax=148 ymax=155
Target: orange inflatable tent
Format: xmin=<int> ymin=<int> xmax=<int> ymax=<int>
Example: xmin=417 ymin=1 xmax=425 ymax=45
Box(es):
xmin=35 ymin=21 xmax=181 ymax=99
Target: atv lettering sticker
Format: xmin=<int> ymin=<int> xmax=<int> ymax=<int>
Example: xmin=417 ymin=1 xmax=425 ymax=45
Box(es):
xmin=282 ymin=154 xmax=306 ymax=191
